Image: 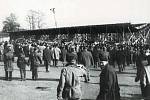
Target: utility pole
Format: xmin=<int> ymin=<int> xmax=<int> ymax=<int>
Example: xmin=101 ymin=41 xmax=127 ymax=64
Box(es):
xmin=50 ymin=8 xmax=57 ymax=28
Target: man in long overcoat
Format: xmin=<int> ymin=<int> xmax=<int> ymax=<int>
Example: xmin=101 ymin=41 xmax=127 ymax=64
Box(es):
xmin=96 ymin=61 xmax=120 ymax=100
xmin=52 ymin=44 xmax=61 ymax=67
xmin=3 ymin=45 xmax=14 ymax=81
xmin=79 ymin=46 xmax=94 ymax=82
xmin=29 ymin=47 xmax=42 ymax=80
xmin=17 ymin=48 xmax=28 ymax=81
xmin=60 ymin=46 xmax=67 ymax=67
xmin=43 ymin=45 xmax=52 ymax=72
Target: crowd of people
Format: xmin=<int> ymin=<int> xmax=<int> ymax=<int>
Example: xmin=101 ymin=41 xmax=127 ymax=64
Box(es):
xmin=0 ymin=39 xmax=150 ymax=99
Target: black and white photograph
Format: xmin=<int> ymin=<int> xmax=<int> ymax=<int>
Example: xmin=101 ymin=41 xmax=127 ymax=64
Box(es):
xmin=0 ymin=0 xmax=150 ymax=100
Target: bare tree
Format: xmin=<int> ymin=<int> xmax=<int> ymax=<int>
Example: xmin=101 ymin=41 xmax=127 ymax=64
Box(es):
xmin=26 ymin=10 xmax=45 ymax=30
xmin=36 ymin=11 xmax=45 ymax=29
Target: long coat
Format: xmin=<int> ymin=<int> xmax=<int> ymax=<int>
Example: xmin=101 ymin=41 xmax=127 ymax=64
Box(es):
xmin=17 ymin=53 xmax=27 ymax=69
xmin=60 ymin=48 xmax=67 ymax=62
xmin=96 ymin=65 xmax=120 ymax=100
xmin=43 ymin=48 xmax=52 ymax=63
xmin=29 ymin=51 xmax=42 ymax=70
xmin=79 ymin=50 xmax=94 ymax=68
xmin=3 ymin=49 xmax=14 ymax=72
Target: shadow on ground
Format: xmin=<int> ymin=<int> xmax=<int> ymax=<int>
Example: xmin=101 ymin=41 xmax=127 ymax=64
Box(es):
xmin=119 ymin=84 xmax=139 ymax=87
xmin=0 ymin=76 xmax=59 ymax=81
xmin=117 ymin=71 xmax=136 ymax=75
xmin=121 ymin=93 xmax=143 ymax=100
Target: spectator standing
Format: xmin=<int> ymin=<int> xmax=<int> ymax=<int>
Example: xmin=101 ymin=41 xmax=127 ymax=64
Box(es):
xmin=17 ymin=49 xmax=28 ymax=81
xmin=52 ymin=44 xmax=61 ymax=67
xmin=60 ymin=46 xmax=67 ymax=67
xmin=3 ymin=45 xmax=14 ymax=81
xmin=116 ymin=46 xmax=125 ymax=72
xmin=29 ymin=47 xmax=42 ymax=80
xmin=92 ymin=45 xmax=101 ymax=68
xmin=79 ymin=46 xmax=94 ymax=82
xmin=96 ymin=61 xmax=120 ymax=100
xmin=135 ymin=48 xmax=146 ymax=97
xmin=43 ymin=45 xmax=52 ymax=72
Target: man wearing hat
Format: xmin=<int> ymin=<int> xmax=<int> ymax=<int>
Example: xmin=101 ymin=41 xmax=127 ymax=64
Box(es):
xmin=96 ymin=60 xmax=120 ymax=100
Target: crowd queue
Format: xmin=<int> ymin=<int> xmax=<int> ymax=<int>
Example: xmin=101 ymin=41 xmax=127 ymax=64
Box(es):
xmin=0 ymin=40 xmax=150 ymax=100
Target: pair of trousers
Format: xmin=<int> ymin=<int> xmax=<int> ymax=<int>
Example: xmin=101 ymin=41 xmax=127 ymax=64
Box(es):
xmin=44 ymin=60 xmax=50 ymax=71
xmin=53 ymin=59 xmax=58 ymax=67
xmin=84 ymin=68 xmax=90 ymax=82
xmin=20 ymin=68 xmax=26 ymax=80
xmin=32 ymin=67 xmax=38 ymax=80
xmin=5 ymin=71 xmax=12 ymax=81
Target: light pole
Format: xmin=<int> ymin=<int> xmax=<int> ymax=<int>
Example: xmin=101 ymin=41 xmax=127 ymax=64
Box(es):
xmin=50 ymin=8 xmax=57 ymax=28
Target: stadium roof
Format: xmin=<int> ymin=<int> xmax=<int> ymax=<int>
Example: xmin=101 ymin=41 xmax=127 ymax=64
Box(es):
xmin=0 ymin=32 xmax=9 ymax=37
xmin=8 ymin=23 xmax=139 ymax=36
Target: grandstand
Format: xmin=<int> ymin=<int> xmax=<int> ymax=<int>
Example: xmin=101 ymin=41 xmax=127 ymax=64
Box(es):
xmin=7 ymin=23 xmax=150 ymax=44
xmin=0 ymin=32 xmax=10 ymax=42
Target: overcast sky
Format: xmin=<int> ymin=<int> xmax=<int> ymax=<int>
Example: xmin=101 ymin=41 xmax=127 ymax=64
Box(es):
xmin=0 ymin=0 xmax=149 ymax=30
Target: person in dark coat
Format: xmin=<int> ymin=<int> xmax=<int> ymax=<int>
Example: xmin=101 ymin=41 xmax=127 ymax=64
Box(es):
xmin=60 ymin=46 xmax=67 ymax=67
xmin=17 ymin=49 xmax=28 ymax=81
xmin=23 ymin=43 xmax=30 ymax=57
xmin=79 ymin=46 xmax=94 ymax=82
xmin=96 ymin=61 xmax=120 ymax=100
xmin=29 ymin=47 xmax=42 ymax=80
xmin=43 ymin=45 xmax=52 ymax=72
xmin=134 ymin=48 xmax=146 ymax=97
xmin=92 ymin=45 xmax=101 ymax=68
xmin=109 ymin=46 xmax=117 ymax=68
xmin=3 ymin=45 xmax=14 ymax=81
xmin=116 ymin=46 xmax=125 ymax=72
xmin=77 ymin=46 xmax=83 ymax=64
xmin=125 ymin=46 xmax=131 ymax=66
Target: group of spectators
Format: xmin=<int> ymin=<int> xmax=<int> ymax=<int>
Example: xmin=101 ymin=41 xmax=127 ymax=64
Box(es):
xmin=0 ymin=39 xmax=150 ymax=99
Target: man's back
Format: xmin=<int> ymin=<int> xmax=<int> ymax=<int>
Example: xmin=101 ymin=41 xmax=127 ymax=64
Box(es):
xmin=80 ymin=50 xmax=94 ymax=67
xmin=57 ymin=64 xmax=83 ymax=100
xmin=43 ymin=48 xmax=52 ymax=61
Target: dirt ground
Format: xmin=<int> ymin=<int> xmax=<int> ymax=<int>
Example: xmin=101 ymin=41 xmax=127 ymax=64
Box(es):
xmin=0 ymin=58 xmax=143 ymax=100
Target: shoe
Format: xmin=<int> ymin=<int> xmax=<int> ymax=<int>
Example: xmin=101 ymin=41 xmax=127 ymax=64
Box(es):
xmin=5 ymin=78 xmax=8 ymax=81
xmin=23 ymin=78 xmax=26 ymax=81
xmin=84 ymin=80 xmax=90 ymax=83
xmin=8 ymin=79 xmax=12 ymax=81
xmin=46 ymin=70 xmax=49 ymax=72
xmin=135 ymin=77 xmax=139 ymax=82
